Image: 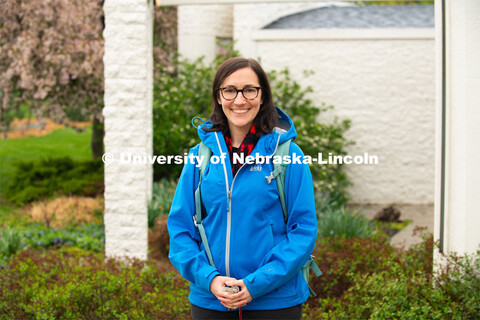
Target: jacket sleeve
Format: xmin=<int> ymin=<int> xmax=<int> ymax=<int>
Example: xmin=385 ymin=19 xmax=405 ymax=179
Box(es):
xmin=243 ymin=143 xmax=317 ymax=299
xmin=167 ymin=145 xmax=220 ymax=292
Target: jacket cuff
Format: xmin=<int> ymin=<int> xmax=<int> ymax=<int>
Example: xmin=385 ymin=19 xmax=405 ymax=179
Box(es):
xmin=243 ymin=273 xmax=258 ymax=299
xmin=198 ymin=268 xmax=221 ymax=293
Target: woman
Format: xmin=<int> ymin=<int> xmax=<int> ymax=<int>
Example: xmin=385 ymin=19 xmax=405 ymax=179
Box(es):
xmin=167 ymin=57 xmax=317 ymax=319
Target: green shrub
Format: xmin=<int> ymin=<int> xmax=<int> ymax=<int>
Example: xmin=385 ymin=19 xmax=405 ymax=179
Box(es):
xmin=305 ymin=233 xmax=480 ymax=319
xmin=330 ymin=246 xmax=480 ymax=319
xmin=4 ymin=157 xmax=103 ymax=205
xmin=153 ymin=56 xmax=214 ymax=180
xmin=317 ymin=206 xmax=376 ymax=239
xmin=3 ymin=232 xmax=478 ymax=319
xmin=307 ymin=234 xmax=396 ymax=309
xmin=269 ymin=69 xmax=352 ymax=201
xmin=0 ymin=247 xmax=190 ymax=319
xmin=0 ymin=227 xmax=23 ymax=258
xmin=148 ymin=179 xmax=177 ymax=228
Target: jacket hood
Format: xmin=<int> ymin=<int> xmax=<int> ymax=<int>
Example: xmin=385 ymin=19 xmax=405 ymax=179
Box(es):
xmin=196 ymin=106 xmax=297 ymax=156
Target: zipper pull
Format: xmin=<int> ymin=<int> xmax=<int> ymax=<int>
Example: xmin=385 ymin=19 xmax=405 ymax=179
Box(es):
xmin=265 ymin=172 xmax=274 ymax=184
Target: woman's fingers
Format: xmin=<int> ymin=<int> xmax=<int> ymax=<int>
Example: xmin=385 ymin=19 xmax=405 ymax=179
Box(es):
xmin=224 ymin=279 xmax=253 ymax=304
xmin=212 ymin=277 xmax=253 ymax=309
xmin=221 ymin=299 xmax=248 ymax=310
xmin=210 ymin=276 xmax=237 ymax=300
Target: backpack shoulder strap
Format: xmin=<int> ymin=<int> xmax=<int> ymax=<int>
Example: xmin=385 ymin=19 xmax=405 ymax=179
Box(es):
xmin=194 ymin=142 xmax=215 ymax=267
xmin=266 ymin=138 xmax=322 ymax=296
xmin=265 ymin=139 xmax=292 ymax=224
xmin=198 ymin=142 xmax=212 ymax=179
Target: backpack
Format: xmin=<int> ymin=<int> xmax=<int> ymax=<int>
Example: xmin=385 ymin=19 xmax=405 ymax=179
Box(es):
xmin=193 ymin=139 xmax=322 ymax=297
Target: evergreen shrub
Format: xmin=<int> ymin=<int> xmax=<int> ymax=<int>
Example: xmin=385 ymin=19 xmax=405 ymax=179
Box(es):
xmin=4 ymin=157 xmax=103 ymax=205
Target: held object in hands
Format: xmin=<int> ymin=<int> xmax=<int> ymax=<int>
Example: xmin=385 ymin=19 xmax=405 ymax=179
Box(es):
xmin=222 ymin=285 xmax=240 ymax=294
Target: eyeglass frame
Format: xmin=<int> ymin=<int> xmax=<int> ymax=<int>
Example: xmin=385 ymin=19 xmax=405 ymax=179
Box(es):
xmin=217 ymin=86 xmax=262 ymax=101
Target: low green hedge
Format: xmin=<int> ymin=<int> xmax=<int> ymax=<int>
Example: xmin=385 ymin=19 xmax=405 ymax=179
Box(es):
xmin=4 ymin=157 xmax=103 ymax=205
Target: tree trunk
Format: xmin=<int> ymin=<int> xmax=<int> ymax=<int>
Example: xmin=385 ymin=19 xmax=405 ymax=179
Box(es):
xmin=91 ymin=116 xmax=104 ymax=159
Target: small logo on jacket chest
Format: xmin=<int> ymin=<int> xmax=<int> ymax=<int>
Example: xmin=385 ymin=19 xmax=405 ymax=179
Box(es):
xmin=250 ymin=164 xmax=262 ymax=172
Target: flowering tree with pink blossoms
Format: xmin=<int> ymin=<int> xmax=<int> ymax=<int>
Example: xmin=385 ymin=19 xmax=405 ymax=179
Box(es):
xmin=0 ymin=0 xmax=104 ymax=157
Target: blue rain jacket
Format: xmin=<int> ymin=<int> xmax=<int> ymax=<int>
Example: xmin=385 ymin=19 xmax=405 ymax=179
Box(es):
xmin=167 ymin=107 xmax=317 ymax=311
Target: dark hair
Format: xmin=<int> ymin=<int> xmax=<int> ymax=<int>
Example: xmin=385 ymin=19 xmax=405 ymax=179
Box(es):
xmin=203 ymin=57 xmax=278 ymax=134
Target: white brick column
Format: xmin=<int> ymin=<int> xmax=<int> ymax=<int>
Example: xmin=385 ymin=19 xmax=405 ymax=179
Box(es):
xmin=435 ymin=0 xmax=480 ymax=256
xmin=103 ymin=0 xmax=153 ymax=260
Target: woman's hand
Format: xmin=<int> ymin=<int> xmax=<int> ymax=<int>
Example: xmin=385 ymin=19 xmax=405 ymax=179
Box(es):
xmin=220 ymin=279 xmax=253 ymax=310
xmin=209 ymin=276 xmax=238 ymax=302
xmin=210 ymin=277 xmax=253 ymax=309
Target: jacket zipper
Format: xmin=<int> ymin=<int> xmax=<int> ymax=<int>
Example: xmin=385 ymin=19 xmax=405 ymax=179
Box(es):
xmin=225 ymin=164 xmax=247 ymax=276
xmin=214 ymin=132 xmax=233 ymax=277
xmin=213 ymin=131 xmax=282 ymax=277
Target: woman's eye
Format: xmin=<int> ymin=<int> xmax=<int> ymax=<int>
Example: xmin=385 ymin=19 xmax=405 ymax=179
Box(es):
xmin=245 ymin=88 xmax=256 ymax=93
xmin=224 ymin=88 xmax=236 ymax=94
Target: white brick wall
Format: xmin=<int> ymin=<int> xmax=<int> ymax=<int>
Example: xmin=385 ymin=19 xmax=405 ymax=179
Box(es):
xmin=178 ymin=4 xmax=233 ymax=62
xmin=103 ymin=0 xmax=153 ymax=260
xmin=254 ymin=31 xmax=435 ymax=205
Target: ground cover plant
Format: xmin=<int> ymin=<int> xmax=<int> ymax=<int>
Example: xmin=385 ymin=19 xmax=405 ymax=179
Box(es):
xmin=304 ymin=231 xmax=480 ymax=319
xmin=21 ymin=223 xmax=104 ymax=252
xmin=0 ymin=210 xmax=104 ymax=265
xmin=2 ymin=229 xmax=479 ymax=319
xmin=0 ymin=247 xmax=190 ymax=320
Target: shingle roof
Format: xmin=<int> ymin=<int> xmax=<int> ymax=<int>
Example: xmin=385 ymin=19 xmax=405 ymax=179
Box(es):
xmin=264 ymin=5 xmax=434 ymax=29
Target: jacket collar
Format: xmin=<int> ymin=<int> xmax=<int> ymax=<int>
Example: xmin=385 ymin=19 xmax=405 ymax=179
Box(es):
xmin=197 ymin=106 xmax=297 ymax=156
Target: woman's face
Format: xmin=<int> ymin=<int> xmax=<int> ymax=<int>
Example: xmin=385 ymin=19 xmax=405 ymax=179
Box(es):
xmin=217 ymin=67 xmax=262 ymax=135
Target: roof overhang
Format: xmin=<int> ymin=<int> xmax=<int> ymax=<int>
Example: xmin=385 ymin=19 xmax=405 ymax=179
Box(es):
xmin=159 ymin=0 xmax=358 ymax=5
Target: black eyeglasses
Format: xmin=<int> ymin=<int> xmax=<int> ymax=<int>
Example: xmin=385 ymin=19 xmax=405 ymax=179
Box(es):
xmin=218 ymin=87 xmax=261 ymax=101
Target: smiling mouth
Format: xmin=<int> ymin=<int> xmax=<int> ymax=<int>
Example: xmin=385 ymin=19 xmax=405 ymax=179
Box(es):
xmin=231 ymin=108 xmax=249 ymax=114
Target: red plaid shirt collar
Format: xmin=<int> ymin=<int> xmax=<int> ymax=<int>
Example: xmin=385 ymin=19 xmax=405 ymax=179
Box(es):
xmin=224 ymin=124 xmax=258 ymax=177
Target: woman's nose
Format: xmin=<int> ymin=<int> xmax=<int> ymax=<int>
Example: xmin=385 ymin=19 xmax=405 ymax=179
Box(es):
xmin=234 ymin=91 xmax=246 ymax=104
